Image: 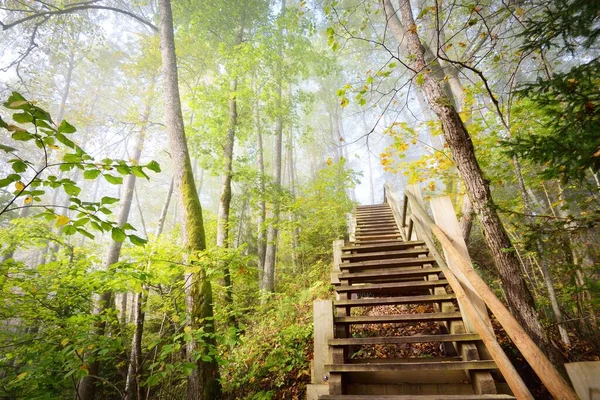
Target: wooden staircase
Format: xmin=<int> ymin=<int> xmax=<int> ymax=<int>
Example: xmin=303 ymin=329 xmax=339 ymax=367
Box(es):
xmin=312 ymin=203 xmax=515 ymax=400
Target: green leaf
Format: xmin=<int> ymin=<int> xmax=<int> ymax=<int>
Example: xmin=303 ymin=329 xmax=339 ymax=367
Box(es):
xmin=0 ymin=115 xmax=8 ymax=129
xmin=58 ymin=120 xmax=77 ymax=134
xmin=101 ymin=196 xmax=120 ymax=205
xmin=146 ymin=160 xmax=161 ymax=173
xmin=111 ymin=228 xmax=127 ymax=243
xmin=131 ymin=166 xmax=149 ymax=179
xmin=11 ymin=160 xmax=27 ymax=173
xmin=129 ymin=234 xmax=147 ymax=246
xmin=63 ymin=225 xmax=77 ymax=235
xmin=55 ymin=132 xmax=75 ymax=148
xmin=12 ymin=112 xmax=33 ymax=123
xmin=83 ymin=169 xmax=101 ymax=180
xmin=0 ymin=178 xmax=13 ymax=188
xmin=77 ymin=228 xmax=94 ymax=239
xmin=104 ymin=175 xmax=123 ymax=185
xmin=63 ymin=184 xmax=81 ymax=196
xmin=12 ymin=131 xmax=32 ymax=141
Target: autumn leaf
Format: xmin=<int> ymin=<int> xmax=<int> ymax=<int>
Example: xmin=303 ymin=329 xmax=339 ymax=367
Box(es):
xmin=24 ymin=195 xmax=33 ymax=204
xmin=56 ymin=215 xmax=70 ymax=226
xmin=15 ymin=181 xmax=25 ymax=191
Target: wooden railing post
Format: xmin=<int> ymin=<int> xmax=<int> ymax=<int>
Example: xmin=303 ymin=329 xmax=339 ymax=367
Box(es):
xmin=331 ymin=239 xmax=344 ymax=285
xmin=430 ymin=196 xmax=492 ymax=333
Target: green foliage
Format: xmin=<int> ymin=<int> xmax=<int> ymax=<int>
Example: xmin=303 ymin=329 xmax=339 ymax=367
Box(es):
xmin=0 ymin=92 xmax=160 ymax=246
xmin=508 ymin=62 xmax=600 ymax=182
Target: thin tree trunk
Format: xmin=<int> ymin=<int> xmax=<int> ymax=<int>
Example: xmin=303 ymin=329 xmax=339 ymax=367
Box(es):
xmin=262 ymin=0 xmax=286 ymax=294
xmin=256 ymin=100 xmax=267 ymax=281
xmin=158 ymin=1 xmax=221 ymax=398
xmin=393 ymin=0 xmax=559 ymax=363
xmin=217 ymin=75 xmax=240 ymax=312
xmin=155 ymin=177 xmax=174 ymax=238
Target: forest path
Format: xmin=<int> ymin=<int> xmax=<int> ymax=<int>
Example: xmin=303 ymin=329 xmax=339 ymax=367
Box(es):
xmin=318 ymin=203 xmax=515 ymax=399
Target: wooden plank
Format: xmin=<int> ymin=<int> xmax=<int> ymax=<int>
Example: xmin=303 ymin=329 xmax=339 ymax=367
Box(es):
xmin=409 ymin=194 xmax=577 ymax=400
xmin=312 ymin=300 xmax=334 ymax=385
xmin=341 ymin=248 xmax=428 ymax=261
xmin=340 ymin=257 xmax=436 ymax=270
xmin=430 ymin=196 xmax=492 ymax=336
xmin=338 ymin=267 xmax=441 ymax=281
xmin=565 ymin=361 xmax=600 ymax=400
xmin=334 ymin=294 xmax=456 ymax=307
xmin=332 ymin=239 xmax=344 ymax=285
xmin=342 ymin=241 xmax=425 ymax=252
xmin=320 ymin=395 xmax=516 ymax=400
xmin=335 ymin=312 xmax=462 ymax=324
xmin=336 ymin=279 xmax=448 ymax=293
xmin=325 ymin=360 xmax=497 ymax=372
xmin=329 ymin=333 xmax=481 ymax=346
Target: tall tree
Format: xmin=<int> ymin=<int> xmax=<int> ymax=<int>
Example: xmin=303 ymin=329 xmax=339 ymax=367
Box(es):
xmin=158 ymin=0 xmax=221 ymax=398
xmin=390 ymin=0 xmax=559 ymax=362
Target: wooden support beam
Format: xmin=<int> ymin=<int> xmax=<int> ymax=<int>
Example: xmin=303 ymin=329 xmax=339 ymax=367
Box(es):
xmin=312 ymin=300 xmax=334 ymax=385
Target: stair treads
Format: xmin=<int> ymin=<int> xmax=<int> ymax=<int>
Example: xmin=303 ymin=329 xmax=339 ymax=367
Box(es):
xmin=325 ymin=360 xmax=496 ymax=372
xmin=340 ymin=257 xmax=436 ymax=269
xmin=341 ymin=248 xmax=429 ymax=261
xmin=336 ymin=280 xmax=448 ymax=293
xmin=337 ymin=267 xmax=442 ymax=282
xmin=329 ymin=333 xmax=480 ymax=346
xmin=335 ymin=294 xmax=456 ymax=307
xmin=343 ymin=241 xmax=425 ymax=252
xmin=334 ymin=312 xmax=461 ymax=324
xmin=319 ymin=395 xmax=515 ymax=400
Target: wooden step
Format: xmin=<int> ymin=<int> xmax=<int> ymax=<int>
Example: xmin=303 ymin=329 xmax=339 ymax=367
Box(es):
xmin=336 ymin=280 xmax=448 ymax=294
xmin=338 ymin=267 xmax=442 ymax=283
xmin=354 ymin=234 xmax=402 ymax=241
xmin=336 ymin=279 xmax=446 ymax=293
xmin=325 ymin=360 xmax=496 ymax=373
xmin=356 ymin=213 xmax=394 ymax=218
xmin=335 ymin=294 xmax=456 ymax=307
xmin=341 ymin=248 xmax=429 ymax=261
xmin=340 ymin=257 xmax=436 ymax=270
xmin=329 ymin=333 xmax=480 ymax=346
xmin=343 ymin=241 xmax=425 ymax=252
xmin=355 ymin=227 xmax=399 ymax=232
xmin=334 ymin=312 xmax=461 ymax=324
xmin=320 ymin=395 xmax=515 ymax=400
xmin=352 ymin=238 xmax=405 ymax=245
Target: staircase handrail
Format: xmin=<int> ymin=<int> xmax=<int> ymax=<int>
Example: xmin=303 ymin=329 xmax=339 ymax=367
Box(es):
xmin=384 ymin=183 xmax=578 ymax=400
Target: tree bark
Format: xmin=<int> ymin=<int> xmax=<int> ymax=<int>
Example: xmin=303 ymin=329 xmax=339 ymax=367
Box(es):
xmin=394 ymin=0 xmax=558 ymax=362
xmin=155 ymin=176 xmax=174 ymax=238
xmin=158 ymin=1 xmax=221 ymax=398
xmin=255 ymin=100 xmax=267 ymax=278
xmin=217 ymin=76 xmax=239 ymax=311
xmin=262 ymin=0 xmax=286 ymax=294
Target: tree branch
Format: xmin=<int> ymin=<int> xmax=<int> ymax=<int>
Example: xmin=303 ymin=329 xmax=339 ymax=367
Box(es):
xmin=1 ymin=4 xmax=157 ymax=32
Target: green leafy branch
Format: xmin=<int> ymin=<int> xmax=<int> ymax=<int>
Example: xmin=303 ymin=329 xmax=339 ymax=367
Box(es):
xmin=0 ymin=92 xmax=161 ymax=246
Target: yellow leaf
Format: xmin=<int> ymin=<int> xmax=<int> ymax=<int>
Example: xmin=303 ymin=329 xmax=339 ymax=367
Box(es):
xmin=515 ymin=7 xmax=525 ymax=16
xmin=408 ymin=24 xmax=417 ymax=33
xmin=15 ymin=181 xmax=25 ymax=191
xmin=172 ymin=315 xmax=180 ymax=323
xmin=56 ymin=215 xmax=70 ymax=226
xmin=458 ymin=42 xmax=467 ymax=47
xmin=10 ymin=100 xmax=28 ymax=108
xmin=24 ymin=195 xmax=33 ymax=204
xmin=326 ymin=158 xmax=333 ymax=166
xmin=15 ymin=372 xmax=27 ymax=382
xmin=184 ymin=326 xmax=192 ymax=334
xmin=61 ymin=338 xmax=69 ymax=346
xmin=445 ymin=43 xmax=453 ymax=50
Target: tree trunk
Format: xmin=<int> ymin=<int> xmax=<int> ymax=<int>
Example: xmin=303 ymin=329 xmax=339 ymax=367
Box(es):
xmin=217 ymin=76 xmax=239 ymax=311
xmin=256 ymin=100 xmax=267 ymax=281
xmin=262 ymin=0 xmax=286 ymax=294
xmin=394 ymin=0 xmax=558 ymax=363
xmin=155 ymin=176 xmax=174 ymax=238
xmin=158 ymin=1 xmax=221 ymax=398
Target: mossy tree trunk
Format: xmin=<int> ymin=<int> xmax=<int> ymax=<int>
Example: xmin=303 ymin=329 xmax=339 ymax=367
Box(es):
xmin=158 ymin=0 xmax=221 ymax=398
